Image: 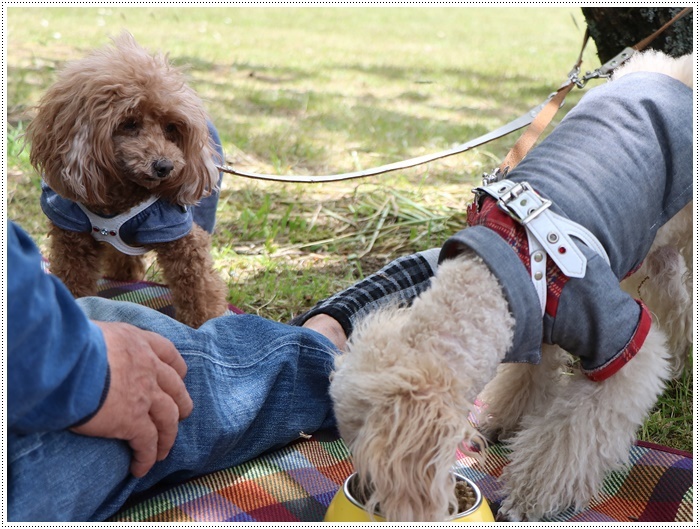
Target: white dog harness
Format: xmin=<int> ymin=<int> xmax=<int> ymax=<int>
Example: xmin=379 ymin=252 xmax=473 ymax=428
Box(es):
xmin=75 ymin=197 xmax=159 ymax=255
xmin=473 ymin=179 xmax=610 ymax=316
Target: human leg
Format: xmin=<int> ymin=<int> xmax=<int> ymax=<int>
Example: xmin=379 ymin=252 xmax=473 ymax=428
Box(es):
xmin=8 ymin=298 xmax=338 ymax=521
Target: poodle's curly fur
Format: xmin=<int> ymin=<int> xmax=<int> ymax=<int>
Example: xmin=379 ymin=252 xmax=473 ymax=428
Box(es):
xmin=26 ymin=33 xmax=228 ymax=328
xmin=331 ymin=51 xmax=693 ymax=522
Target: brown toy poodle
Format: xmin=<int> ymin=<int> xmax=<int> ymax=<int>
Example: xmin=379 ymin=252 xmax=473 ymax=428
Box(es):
xmin=26 ymin=33 xmax=228 ymax=328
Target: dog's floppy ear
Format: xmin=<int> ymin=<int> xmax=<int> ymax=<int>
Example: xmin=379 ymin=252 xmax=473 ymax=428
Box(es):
xmin=160 ymin=100 xmax=221 ymax=206
xmin=27 ymin=82 xmax=114 ymax=205
xmin=349 ymin=389 xmax=478 ymax=522
xmin=174 ymin=122 xmax=221 ymax=205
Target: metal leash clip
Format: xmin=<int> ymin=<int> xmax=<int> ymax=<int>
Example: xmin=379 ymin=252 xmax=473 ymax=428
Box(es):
xmin=567 ymin=65 xmax=586 ymax=89
xmin=481 ymin=166 xmax=509 ymax=186
xmin=576 ymin=47 xmax=636 ymax=87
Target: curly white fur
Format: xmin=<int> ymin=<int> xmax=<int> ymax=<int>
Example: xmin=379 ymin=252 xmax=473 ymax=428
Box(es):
xmin=611 ymin=48 xmax=694 ymax=87
xmin=622 ymin=203 xmax=693 ymax=375
xmin=331 ymin=50 xmax=693 ymax=522
xmin=332 ymin=253 xmax=514 ymax=521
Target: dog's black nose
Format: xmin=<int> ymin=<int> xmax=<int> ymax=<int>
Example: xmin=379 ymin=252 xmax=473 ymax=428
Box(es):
xmin=153 ymin=159 xmax=174 ymax=178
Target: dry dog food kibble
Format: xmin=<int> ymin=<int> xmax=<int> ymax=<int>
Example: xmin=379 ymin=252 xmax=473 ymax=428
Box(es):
xmin=454 ymin=480 xmax=477 ymax=513
xmin=351 ymin=475 xmax=477 ymax=516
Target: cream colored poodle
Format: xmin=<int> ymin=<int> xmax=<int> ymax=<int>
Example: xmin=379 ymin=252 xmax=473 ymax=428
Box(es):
xmin=330 ymin=50 xmax=693 ymax=521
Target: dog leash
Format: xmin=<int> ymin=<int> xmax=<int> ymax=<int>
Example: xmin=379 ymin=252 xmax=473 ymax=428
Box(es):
xmin=217 ymin=7 xmax=692 ymax=184
xmin=491 ymin=6 xmax=693 ymax=179
xmin=492 ymin=29 xmax=590 ymax=179
xmin=215 ymin=96 xmax=565 ymax=184
xmin=216 ymin=32 xmax=591 ymax=183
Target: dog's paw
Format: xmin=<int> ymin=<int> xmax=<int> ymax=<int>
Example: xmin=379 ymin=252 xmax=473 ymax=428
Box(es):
xmin=495 ymin=503 xmax=530 ymax=522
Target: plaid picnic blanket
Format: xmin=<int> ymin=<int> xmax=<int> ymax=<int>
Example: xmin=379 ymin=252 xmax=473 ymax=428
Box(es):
xmin=457 ymin=442 xmax=693 ymax=523
xmin=96 ymin=278 xmax=693 ymax=523
xmin=110 ymin=434 xmax=692 ymax=522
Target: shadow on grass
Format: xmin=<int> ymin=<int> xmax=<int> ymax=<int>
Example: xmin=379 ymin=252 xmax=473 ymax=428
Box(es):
xmin=8 ymin=51 xmax=580 ymax=174
xmin=214 ymin=181 xmax=463 ymax=261
xmin=224 ymin=250 xmax=393 ymax=322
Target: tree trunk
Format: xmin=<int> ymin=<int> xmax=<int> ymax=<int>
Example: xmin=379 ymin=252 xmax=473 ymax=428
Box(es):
xmin=581 ymin=7 xmax=693 ymax=63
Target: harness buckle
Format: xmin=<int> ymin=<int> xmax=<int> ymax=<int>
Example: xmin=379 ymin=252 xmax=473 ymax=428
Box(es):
xmin=494 ymin=181 xmax=553 ymax=224
xmin=474 ymin=178 xmax=611 ymax=289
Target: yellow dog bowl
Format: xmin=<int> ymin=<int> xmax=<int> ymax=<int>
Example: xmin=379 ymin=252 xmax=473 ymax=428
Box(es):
xmin=324 ymin=472 xmax=495 ymax=522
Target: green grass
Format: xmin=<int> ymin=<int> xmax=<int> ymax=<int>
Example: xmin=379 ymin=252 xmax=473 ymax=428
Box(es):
xmin=6 ymin=7 xmax=692 ymax=452
xmin=641 ymin=364 xmax=694 ymax=452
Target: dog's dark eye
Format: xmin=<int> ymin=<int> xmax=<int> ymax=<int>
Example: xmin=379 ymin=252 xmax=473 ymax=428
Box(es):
xmin=119 ymin=119 xmax=140 ymax=133
xmin=163 ymin=123 xmax=180 ymax=143
xmin=164 ymin=123 xmax=179 ymax=137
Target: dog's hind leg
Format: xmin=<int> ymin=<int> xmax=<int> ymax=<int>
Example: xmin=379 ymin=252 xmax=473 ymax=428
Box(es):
xmin=632 ymin=246 xmax=691 ymax=376
xmin=622 ymin=203 xmax=693 ymax=377
xmin=497 ymin=324 xmax=672 ymax=521
xmin=477 ymin=344 xmax=569 ymax=442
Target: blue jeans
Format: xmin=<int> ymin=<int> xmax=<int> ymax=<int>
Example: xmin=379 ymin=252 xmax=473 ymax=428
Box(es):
xmin=8 ymin=297 xmax=339 ymax=521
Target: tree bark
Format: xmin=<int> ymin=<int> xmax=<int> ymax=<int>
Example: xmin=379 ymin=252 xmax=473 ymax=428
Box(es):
xmin=581 ymin=7 xmax=693 ymax=63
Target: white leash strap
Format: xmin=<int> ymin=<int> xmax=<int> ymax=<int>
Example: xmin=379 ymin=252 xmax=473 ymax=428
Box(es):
xmin=474 ymin=180 xmax=610 ymax=315
xmin=77 ymin=196 xmax=160 ymax=256
xmin=216 ymin=96 xmax=560 ymax=183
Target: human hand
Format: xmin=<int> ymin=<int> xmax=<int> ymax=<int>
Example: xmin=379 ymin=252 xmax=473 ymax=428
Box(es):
xmin=302 ymin=314 xmax=347 ymax=351
xmin=71 ymin=321 xmax=193 ymax=478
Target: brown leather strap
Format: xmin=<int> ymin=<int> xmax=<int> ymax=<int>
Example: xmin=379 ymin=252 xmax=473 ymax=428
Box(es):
xmin=498 ymin=30 xmax=588 ymax=173
xmin=498 ymin=6 xmax=692 ymax=174
xmin=498 ymin=80 xmax=576 ymax=174
xmin=633 ymin=7 xmax=693 ymax=51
